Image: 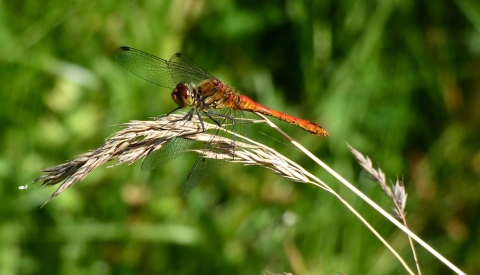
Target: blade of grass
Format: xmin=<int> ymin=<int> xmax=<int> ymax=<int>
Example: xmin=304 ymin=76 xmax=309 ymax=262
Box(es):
xmin=255 ymin=112 xmax=465 ymax=275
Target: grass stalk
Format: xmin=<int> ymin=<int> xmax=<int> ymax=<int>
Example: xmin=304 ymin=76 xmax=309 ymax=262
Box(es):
xmin=29 ymin=113 xmax=464 ymax=274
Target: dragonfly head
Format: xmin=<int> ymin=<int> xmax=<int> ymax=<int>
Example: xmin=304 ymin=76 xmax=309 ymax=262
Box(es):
xmin=171 ymin=82 xmax=194 ymax=108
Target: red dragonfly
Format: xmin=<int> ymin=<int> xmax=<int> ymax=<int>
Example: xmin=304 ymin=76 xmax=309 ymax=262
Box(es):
xmin=115 ymin=46 xmax=328 ymax=196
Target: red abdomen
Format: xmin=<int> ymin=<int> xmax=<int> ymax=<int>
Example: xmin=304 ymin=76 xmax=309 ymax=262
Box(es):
xmin=235 ymin=95 xmax=329 ymax=136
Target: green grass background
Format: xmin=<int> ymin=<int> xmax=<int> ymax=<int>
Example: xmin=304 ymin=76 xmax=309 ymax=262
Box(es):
xmin=1 ymin=0 xmax=479 ymax=274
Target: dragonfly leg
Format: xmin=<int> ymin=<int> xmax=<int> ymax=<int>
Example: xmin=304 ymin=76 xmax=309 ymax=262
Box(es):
xmin=203 ymin=110 xmax=237 ymax=158
xmin=196 ymin=111 xmax=207 ymax=132
xmin=175 ymin=108 xmax=206 ymax=133
xmin=166 ymin=106 xmax=183 ymax=116
xmin=182 ymin=108 xmax=195 ymax=121
xmin=202 ymin=110 xmax=222 ymax=127
xmin=156 ymin=107 xmax=184 ymax=121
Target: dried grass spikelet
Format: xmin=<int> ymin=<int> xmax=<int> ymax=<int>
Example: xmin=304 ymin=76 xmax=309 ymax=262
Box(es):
xmin=348 ymin=145 xmax=407 ymax=218
xmin=31 ymin=113 xmax=313 ymax=205
xmin=29 ymin=113 xmax=465 ymax=274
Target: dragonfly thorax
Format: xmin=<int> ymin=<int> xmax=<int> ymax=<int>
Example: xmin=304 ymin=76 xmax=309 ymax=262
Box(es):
xmin=171 ymin=82 xmax=194 ymax=108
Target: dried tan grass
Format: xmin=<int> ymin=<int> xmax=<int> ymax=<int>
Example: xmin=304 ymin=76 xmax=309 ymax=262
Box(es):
xmin=30 ymin=114 xmax=316 ymax=205
xmin=348 ymin=145 xmax=419 ymax=275
xmin=255 ymin=113 xmax=464 ymax=275
xmin=33 ymin=111 xmax=411 ymax=271
xmin=28 ymin=112 xmax=465 ymax=275
xmin=348 ymin=145 xmax=407 ymax=219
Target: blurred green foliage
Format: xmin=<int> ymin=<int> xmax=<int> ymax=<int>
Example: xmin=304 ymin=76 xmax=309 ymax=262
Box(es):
xmin=1 ymin=0 xmax=479 ymax=274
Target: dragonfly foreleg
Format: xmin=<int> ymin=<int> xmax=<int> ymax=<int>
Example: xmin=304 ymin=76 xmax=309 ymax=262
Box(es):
xmin=166 ymin=106 xmax=183 ymax=116
xmin=176 ymin=108 xmax=205 ymax=133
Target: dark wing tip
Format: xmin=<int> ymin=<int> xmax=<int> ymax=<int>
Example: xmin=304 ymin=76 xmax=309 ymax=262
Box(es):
xmin=174 ymin=53 xmax=183 ymax=57
xmin=119 ymin=46 xmax=131 ymax=51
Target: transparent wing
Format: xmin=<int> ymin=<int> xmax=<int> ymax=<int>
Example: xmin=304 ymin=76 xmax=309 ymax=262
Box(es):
xmin=141 ymin=137 xmax=195 ymax=171
xmin=115 ymin=46 xmax=177 ymax=88
xmin=168 ymin=53 xmax=214 ymax=86
xmin=231 ymin=109 xmax=250 ymax=143
xmin=181 ymin=109 xmax=250 ymax=197
xmin=141 ymin=113 xmax=197 ymax=171
xmin=115 ymin=46 xmax=214 ymax=88
xmin=182 ymin=157 xmax=224 ymax=196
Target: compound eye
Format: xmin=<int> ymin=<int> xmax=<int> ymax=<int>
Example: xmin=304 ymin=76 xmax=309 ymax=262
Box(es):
xmin=171 ymin=82 xmax=194 ymax=107
xmin=175 ymin=83 xmax=189 ymax=99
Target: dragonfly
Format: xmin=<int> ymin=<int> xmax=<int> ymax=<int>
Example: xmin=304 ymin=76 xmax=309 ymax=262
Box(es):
xmin=115 ymin=46 xmax=328 ymax=196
